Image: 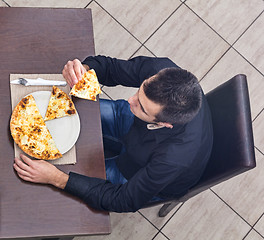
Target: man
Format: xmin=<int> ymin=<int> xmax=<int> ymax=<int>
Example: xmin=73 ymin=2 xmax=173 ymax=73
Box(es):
xmin=13 ymin=56 xmax=213 ymax=213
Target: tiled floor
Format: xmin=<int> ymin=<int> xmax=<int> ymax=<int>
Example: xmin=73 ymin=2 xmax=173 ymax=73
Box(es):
xmin=1 ymin=0 xmax=264 ymax=239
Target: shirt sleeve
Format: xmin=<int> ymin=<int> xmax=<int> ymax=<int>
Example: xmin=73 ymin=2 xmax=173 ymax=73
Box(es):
xmin=81 ymin=55 xmax=178 ymax=87
xmin=63 ymin=154 xmax=186 ymax=213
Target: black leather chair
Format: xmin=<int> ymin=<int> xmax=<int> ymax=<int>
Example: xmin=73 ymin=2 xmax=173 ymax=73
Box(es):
xmin=144 ymin=74 xmax=256 ymax=217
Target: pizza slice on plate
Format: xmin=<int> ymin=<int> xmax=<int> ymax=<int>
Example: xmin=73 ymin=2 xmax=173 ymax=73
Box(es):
xmin=69 ymin=69 xmax=102 ymax=101
xmin=10 ymin=95 xmax=62 ymax=160
xmin=44 ymin=86 xmax=76 ymax=121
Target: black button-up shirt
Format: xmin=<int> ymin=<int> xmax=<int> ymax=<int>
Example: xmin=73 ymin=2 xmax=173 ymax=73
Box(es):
xmin=64 ymin=56 xmax=213 ymax=212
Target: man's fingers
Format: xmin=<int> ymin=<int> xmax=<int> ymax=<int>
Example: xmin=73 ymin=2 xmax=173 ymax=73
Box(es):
xmin=14 ymin=156 xmax=32 ymax=172
xmin=75 ymin=65 xmax=83 ymax=81
xmin=62 ymin=59 xmax=87 ymax=88
xmin=81 ymin=65 xmax=87 ymax=76
xmin=19 ymin=154 xmax=35 ymax=167
xmin=13 ymin=162 xmax=32 ymax=178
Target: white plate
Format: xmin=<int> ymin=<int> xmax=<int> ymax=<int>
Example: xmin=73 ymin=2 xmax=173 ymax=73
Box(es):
xmin=29 ymin=91 xmax=80 ymax=154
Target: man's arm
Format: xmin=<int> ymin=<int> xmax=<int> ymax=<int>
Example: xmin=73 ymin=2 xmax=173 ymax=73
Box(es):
xmin=62 ymin=56 xmax=177 ymax=88
xmin=63 ymin=152 xmax=186 ymax=212
xmin=82 ymin=55 xmax=177 ymax=87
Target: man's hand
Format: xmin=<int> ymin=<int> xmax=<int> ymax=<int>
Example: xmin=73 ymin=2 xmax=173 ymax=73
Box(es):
xmin=13 ymin=154 xmax=69 ymax=189
xmin=62 ymin=59 xmax=89 ymax=88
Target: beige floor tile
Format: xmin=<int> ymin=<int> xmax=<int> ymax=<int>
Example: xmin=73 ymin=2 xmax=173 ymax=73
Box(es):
xmin=87 ymin=2 xmax=141 ymax=59
xmin=74 ymin=211 xmax=158 ymax=240
xmin=96 ymin=0 xmax=181 ymax=43
xmin=153 ymin=232 xmax=169 ymax=240
xmin=244 ymin=229 xmax=264 ymax=240
xmin=200 ymin=48 xmax=264 ymax=120
xmin=102 ymin=85 xmax=138 ymax=101
xmin=0 ymin=1 xmax=7 ymax=6
xmin=162 ymin=190 xmax=250 ymax=240
xmin=212 ymin=149 xmax=264 ymax=225
xmin=145 ymin=4 xmax=229 ymax=80
xmin=139 ymin=203 xmax=182 ymax=230
xmin=186 ymin=0 xmax=263 ymax=45
xmin=99 ymin=89 xmax=111 ymax=100
xmin=234 ymin=13 xmax=264 ymax=74
xmin=255 ymin=215 xmax=264 ymax=237
xmin=253 ymin=111 xmax=264 ymax=153
xmin=4 ymin=0 xmax=90 ymax=7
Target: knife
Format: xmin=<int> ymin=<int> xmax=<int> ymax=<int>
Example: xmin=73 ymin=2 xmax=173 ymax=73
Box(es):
xmin=10 ymin=78 xmax=67 ymax=86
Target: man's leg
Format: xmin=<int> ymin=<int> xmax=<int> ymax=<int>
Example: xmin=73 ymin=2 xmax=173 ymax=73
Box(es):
xmin=99 ymin=99 xmax=134 ymax=184
xmin=100 ymin=99 xmax=134 ymax=154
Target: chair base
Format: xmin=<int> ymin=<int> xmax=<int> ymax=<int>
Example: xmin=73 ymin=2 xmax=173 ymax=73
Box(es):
xmin=158 ymin=201 xmax=180 ymax=217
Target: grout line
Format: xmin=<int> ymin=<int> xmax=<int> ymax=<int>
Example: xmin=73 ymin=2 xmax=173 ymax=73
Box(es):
xmin=93 ymin=0 xmax=144 ymax=46
xmin=181 ymin=2 xmax=234 ymax=82
xmin=159 ymin=202 xmax=185 ymax=232
xmin=232 ymin=9 xmax=264 ymax=47
xmin=128 ymin=45 xmax=145 ymax=60
xmin=159 ymin=231 xmax=170 ymax=240
xmin=183 ymin=2 xmax=232 ymax=46
xmin=141 ymin=3 xmax=184 ymax=46
xmin=138 ymin=202 xmax=184 ymax=233
xmin=151 ymin=231 xmax=160 ymax=240
xmin=210 ymin=189 xmax=254 ymax=228
xmin=128 ymin=44 xmax=157 ymax=60
xmin=129 ymin=3 xmax=184 ymax=59
xmin=184 ymin=3 xmax=264 ymax=79
xmin=151 ymin=230 xmax=170 ymax=240
xmin=83 ymin=0 xmax=93 ymax=9
xmin=137 ymin=210 xmax=161 ymax=232
xmin=255 ymin=146 xmax=264 ymax=159
xmin=243 ymin=228 xmax=264 ymax=240
xmin=251 ymin=211 xmax=264 ymax=237
xmin=2 ymin=0 xmax=11 ymax=7
xmin=252 ymin=108 xmax=264 ymax=123
xmin=242 ymin=227 xmax=254 ymax=240
xmin=199 ymin=46 xmax=232 ymax=82
xmin=101 ymin=89 xmax=113 ymax=100
xmin=142 ymin=45 xmax=158 ymax=57
xmin=94 ymin=0 xmax=184 ymax=56
xmin=254 ymin=229 xmax=264 ymax=239
xmin=231 ymin=46 xmax=264 ymax=78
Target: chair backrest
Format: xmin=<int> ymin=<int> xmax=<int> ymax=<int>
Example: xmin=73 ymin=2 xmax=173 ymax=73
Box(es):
xmin=180 ymin=74 xmax=256 ymax=201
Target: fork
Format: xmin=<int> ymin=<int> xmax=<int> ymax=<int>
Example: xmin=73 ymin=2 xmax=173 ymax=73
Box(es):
xmin=13 ymin=78 xmax=67 ymax=86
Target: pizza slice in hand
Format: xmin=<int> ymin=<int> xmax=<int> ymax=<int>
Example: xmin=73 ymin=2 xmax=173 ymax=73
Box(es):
xmin=69 ymin=69 xmax=102 ymax=101
xmin=44 ymin=86 xmax=76 ymax=121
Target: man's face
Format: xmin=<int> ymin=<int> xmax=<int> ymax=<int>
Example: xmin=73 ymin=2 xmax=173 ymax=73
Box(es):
xmin=128 ymin=78 xmax=163 ymax=124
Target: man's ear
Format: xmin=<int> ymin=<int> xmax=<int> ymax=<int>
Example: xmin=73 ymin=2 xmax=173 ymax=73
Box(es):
xmin=157 ymin=122 xmax=173 ymax=129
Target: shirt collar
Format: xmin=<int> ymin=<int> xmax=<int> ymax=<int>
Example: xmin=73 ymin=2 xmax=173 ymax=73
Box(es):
xmin=134 ymin=117 xmax=185 ymax=143
xmin=151 ymin=123 xmax=186 ymax=143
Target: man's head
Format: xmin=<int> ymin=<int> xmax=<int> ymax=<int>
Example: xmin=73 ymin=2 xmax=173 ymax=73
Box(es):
xmin=128 ymin=67 xmax=202 ymax=128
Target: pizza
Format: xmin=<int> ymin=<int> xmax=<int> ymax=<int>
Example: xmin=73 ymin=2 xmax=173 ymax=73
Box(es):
xmin=10 ymin=95 xmax=62 ymax=160
xmin=44 ymin=86 xmax=76 ymax=121
xmin=69 ymin=69 xmax=102 ymax=101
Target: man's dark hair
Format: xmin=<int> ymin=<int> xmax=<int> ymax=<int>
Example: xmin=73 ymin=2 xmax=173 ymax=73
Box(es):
xmin=143 ymin=67 xmax=202 ymax=124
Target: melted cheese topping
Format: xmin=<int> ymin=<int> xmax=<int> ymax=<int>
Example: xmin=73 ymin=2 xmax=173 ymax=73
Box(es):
xmin=10 ymin=95 xmax=62 ymax=160
xmin=44 ymin=86 xmax=76 ymax=121
xmin=70 ymin=69 xmax=102 ymax=101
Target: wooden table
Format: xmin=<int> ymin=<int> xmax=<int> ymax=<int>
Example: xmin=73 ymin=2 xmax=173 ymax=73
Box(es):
xmin=0 ymin=7 xmax=110 ymax=239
